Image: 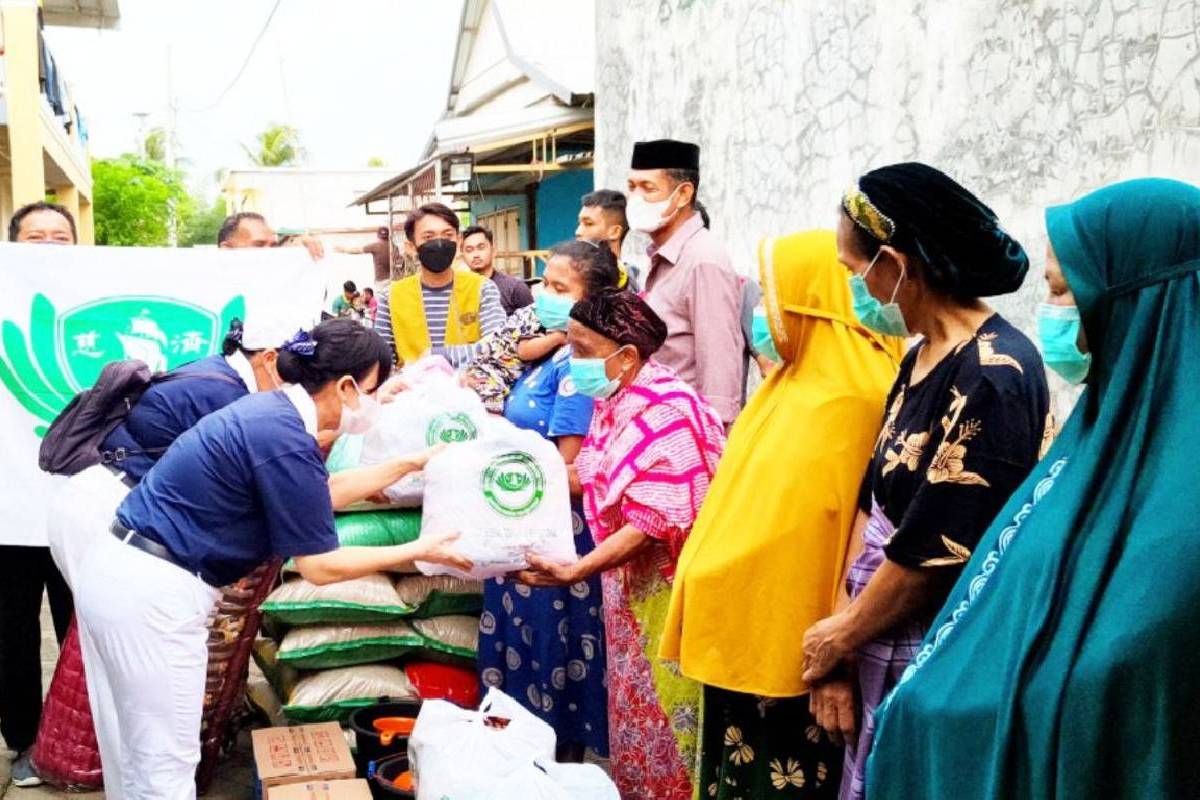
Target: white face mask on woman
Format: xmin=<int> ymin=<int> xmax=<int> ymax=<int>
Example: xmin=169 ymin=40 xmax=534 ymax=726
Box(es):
xmin=336 ymin=377 xmax=380 ymax=435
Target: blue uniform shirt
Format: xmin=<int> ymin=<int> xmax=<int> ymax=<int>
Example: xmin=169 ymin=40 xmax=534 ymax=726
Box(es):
xmin=116 ymin=384 xmax=337 ymax=586
xmin=504 ymin=346 xmax=593 ymax=439
xmin=101 ymin=353 xmax=252 ymax=482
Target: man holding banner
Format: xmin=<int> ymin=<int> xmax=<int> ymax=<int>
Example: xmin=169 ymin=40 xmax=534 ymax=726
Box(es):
xmin=0 ymin=203 xmax=79 ymax=787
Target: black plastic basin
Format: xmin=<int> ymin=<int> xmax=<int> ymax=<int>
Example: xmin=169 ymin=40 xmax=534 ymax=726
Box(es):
xmin=349 ymin=700 xmax=422 ymax=780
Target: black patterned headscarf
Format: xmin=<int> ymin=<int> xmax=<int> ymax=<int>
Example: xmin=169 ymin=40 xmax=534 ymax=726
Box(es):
xmin=569 ymin=288 xmax=668 ymax=359
xmin=842 ymin=162 xmax=1029 ymax=298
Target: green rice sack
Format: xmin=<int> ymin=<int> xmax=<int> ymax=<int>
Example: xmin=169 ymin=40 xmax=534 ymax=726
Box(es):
xmin=261 ymin=574 xmax=414 ymax=625
xmin=412 ymin=615 xmax=480 ymax=666
xmin=395 ymin=575 xmax=484 ymax=619
xmin=335 ymin=510 xmax=422 ymax=548
xmin=277 ymin=621 xmax=424 ymax=670
xmin=284 ymin=665 xmax=418 ymax=723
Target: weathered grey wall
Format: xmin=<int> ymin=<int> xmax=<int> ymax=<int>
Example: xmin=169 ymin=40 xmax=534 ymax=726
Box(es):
xmin=596 ymin=0 xmax=1200 ymax=414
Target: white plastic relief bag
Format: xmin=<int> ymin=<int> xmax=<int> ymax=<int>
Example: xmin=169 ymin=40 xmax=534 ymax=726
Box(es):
xmin=358 ymin=378 xmax=491 ymax=505
xmin=408 ymin=688 xmax=559 ymax=800
xmin=417 ymin=420 xmax=575 ymax=579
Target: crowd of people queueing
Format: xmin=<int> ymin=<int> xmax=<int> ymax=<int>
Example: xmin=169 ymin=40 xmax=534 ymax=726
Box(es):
xmin=2 ymin=135 xmax=1199 ymax=800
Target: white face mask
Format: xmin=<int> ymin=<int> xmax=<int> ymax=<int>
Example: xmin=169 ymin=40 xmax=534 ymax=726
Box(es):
xmin=627 ymin=185 xmax=683 ymax=233
xmin=337 ymin=377 xmax=380 ymax=435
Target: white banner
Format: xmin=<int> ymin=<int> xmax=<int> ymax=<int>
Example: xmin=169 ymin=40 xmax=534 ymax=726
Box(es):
xmin=0 ymin=243 xmax=327 ymax=546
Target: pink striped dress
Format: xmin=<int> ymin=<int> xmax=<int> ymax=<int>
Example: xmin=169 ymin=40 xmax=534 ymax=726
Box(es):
xmin=576 ymin=360 xmax=726 ymax=800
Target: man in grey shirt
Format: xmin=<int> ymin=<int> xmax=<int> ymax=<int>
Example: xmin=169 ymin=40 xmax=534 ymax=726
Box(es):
xmin=461 ymin=224 xmax=533 ymax=315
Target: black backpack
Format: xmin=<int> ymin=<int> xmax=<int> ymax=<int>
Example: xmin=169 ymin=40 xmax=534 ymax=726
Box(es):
xmin=38 ymin=359 xmax=242 ymax=476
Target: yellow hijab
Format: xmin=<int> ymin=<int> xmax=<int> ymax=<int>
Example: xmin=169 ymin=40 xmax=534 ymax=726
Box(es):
xmin=659 ymin=230 xmax=905 ymax=697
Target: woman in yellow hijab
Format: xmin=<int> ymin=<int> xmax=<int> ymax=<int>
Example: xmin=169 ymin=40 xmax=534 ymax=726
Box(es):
xmin=660 ymin=230 xmax=903 ymax=799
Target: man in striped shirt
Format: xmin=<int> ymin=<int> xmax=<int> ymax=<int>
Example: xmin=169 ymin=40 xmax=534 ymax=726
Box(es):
xmin=374 ymin=203 xmax=506 ymax=368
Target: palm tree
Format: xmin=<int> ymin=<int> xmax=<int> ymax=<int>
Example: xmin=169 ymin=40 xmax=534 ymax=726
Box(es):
xmin=242 ymin=123 xmax=303 ymax=167
xmin=144 ymin=127 xmax=167 ymax=162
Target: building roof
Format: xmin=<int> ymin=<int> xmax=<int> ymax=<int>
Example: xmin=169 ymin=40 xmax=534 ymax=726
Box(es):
xmin=490 ymin=0 xmax=594 ymax=104
xmin=43 ymin=0 xmax=121 ymax=29
xmin=352 ymin=0 xmax=595 ymax=208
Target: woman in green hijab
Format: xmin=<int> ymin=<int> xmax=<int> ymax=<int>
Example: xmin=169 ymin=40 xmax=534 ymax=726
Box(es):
xmin=865 ymin=176 xmax=1200 ymax=798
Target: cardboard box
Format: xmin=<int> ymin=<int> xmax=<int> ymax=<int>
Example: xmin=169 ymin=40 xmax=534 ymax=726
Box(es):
xmin=252 ymin=723 xmax=356 ymax=791
xmin=268 ymin=779 xmax=373 ymax=800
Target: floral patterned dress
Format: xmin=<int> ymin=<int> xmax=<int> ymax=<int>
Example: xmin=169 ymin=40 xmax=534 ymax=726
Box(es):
xmin=840 ymin=314 xmax=1051 ymax=800
xmin=576 ymin=361 xmax=726 ymax=800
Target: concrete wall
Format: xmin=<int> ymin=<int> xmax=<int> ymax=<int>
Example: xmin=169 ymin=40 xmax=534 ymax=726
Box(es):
xmin=596 ymin=0 xmax=1200 ymax=415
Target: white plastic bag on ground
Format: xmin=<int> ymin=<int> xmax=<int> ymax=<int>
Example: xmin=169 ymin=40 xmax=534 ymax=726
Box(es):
xmin=359 ymin=379 xmax=491 ymax=505
xmin=417 ymin=420 xmax=575 ymax=579
xmin=539 ymin=762 xmax=620 ymax=800
xmin=409 ymin=688 xmax=558 ymax=800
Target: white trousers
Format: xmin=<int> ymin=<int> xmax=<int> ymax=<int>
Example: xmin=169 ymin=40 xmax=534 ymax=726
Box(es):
xmin=46 ymin=464 xmax=131 ymax=797
xmin=75 ymin=528 xmax=219 ymax=800
xmin=47 ymin=464 xmax=131 ymax=592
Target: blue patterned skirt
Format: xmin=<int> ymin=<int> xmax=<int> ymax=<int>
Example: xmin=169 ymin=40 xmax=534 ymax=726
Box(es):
xmin=478 ymin=506 xmax=609 ymax=755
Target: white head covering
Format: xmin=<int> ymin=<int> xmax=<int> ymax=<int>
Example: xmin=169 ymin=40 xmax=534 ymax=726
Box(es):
xmin=240 ymin=310 xmax=313 ymax=351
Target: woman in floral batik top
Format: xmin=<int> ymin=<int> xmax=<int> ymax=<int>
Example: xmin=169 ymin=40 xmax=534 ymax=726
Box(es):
xmin=800 ymin=163 xmax=1051 ymax=800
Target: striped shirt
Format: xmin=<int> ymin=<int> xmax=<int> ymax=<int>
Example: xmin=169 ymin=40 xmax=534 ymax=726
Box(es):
xmin=374 ymin=277 xmax=506 ymax=367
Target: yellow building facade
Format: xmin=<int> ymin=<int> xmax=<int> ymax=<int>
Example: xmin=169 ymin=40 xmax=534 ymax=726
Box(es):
xmin=0 ymin=0 xmax=117 ymax=243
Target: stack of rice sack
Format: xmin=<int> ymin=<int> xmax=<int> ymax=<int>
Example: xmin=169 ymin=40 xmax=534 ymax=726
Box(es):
xmin=253 ymin=372 xmax=490 ymax=724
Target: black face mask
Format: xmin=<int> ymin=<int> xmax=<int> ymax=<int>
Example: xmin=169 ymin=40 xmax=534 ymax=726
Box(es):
xmin=417 ymin=238 xmax=457 ymax=273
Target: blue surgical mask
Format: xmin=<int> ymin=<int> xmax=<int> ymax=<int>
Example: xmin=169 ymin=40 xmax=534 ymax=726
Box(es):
xmin=849 ymin=251 xmax=909 ymax=338
xmin=534 ymin=290 xmax=574 ymax=331
xmin=1036 ymin=303 xmax=1091 ymax=384
xmin=569 ymin=347 xmax=628 ymax=399
xmin=751 ymin=310 xmax=781 ymax=362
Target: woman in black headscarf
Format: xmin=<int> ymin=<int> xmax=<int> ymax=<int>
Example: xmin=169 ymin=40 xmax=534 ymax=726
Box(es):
xmin=800 ymin=163 xmax=1053 ymax=800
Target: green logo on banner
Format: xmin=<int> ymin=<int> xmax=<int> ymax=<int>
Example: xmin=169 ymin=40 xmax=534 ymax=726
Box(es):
xmin=425 ymin=412 xmax=479 ymax=446
xmin=0 ymin=293 xmax=245 ymax=436
xmin=481 ymin=451 xmax=545 ymax=518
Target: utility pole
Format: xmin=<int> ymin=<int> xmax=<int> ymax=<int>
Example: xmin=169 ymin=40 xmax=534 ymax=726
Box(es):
xmin=165 ymin=45 xmax=179 ymax=246
xmin=132 ymin=111 xmax=150 ymax=157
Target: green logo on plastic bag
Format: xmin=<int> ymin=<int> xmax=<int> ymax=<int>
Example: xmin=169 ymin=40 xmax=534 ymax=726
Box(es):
xmin=0 ymin=293 xmax=244 ymax=436
xmin=481 ymin=451 xmax=545 ymax=518
xmin=426 ymin=412 xmax=478 ymax=445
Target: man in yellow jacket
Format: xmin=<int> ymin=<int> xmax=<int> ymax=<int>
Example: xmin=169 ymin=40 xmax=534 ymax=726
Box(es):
xmin=373 ymin=203 xmax=506 ymax=366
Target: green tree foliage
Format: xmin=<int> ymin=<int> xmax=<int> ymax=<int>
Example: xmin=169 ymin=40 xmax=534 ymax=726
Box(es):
xmin=242 ymin=123 xmax=303 ymax=167
xmin=143 ymin=127 xmax=166 ymax=162
xmin=367 ymin=156 xmax=386 ymax=167
xmin=179 ymin=195 xmax=228 ymax=247
xmin=92 ymin=155 xmax=190 ymax=246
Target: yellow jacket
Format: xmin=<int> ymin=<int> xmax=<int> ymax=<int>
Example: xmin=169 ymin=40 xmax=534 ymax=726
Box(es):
xmin=388 ymin=270 xmax=485 ymax=365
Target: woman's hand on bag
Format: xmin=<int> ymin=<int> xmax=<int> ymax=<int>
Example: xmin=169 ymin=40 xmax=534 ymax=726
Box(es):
xmin=418 ymin=531 xmax=473 ymax=572
xmin=809 ymin=677 xmax=857 ymax=746
xmin=514 ymin=554 xmax=578 ymax=587
xmin=377 ymin=375 xmax=411 ymax=404
xmin=802 ymin=614 xmax=854 ymax=684
xmin=401 ymin=443 xmax=447 ymax=472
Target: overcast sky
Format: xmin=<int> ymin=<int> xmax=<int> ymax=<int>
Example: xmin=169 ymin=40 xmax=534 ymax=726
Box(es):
xmin=45 ymin=0 xmax=464 ymax=197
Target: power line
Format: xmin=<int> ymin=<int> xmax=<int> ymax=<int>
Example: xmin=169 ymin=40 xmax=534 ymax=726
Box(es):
xmin=181 ymin=0 xmax=284 ymax=113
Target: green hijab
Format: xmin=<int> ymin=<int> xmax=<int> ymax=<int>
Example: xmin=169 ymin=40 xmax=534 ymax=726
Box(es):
xmin=866 ymin=177 xmax=1200 ymax=799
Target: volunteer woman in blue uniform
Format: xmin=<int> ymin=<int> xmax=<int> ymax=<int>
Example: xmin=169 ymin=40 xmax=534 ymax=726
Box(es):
xmin=73 ymin=319 xmax=469 ymax=800
xmin=49 ymin=316 xmax=293 ymax=589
